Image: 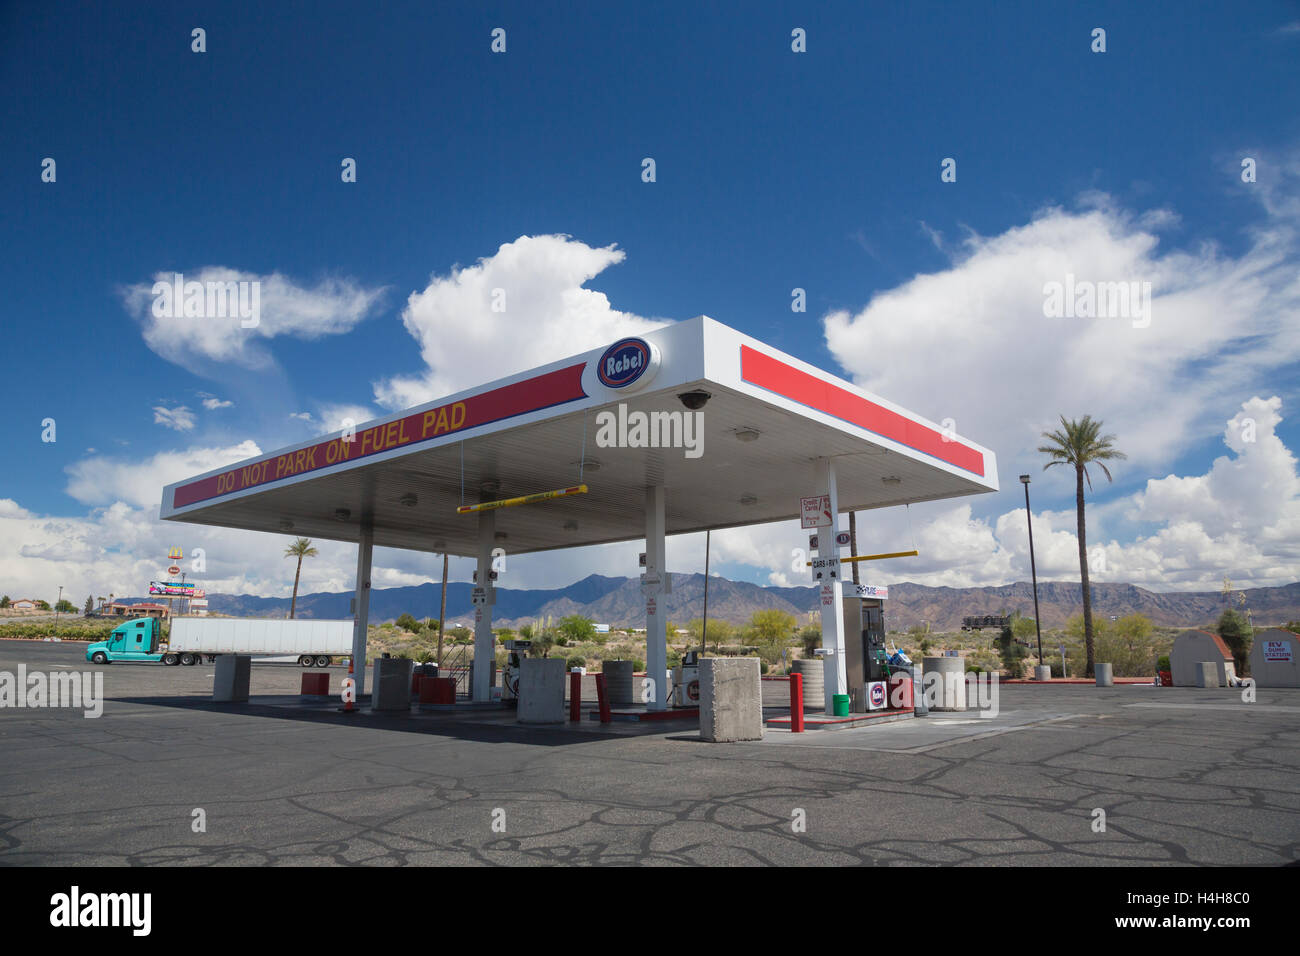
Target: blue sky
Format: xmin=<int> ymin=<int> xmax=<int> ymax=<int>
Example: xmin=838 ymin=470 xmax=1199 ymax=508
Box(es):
xmin=2 ymin=1 xmax=1298 ymax=602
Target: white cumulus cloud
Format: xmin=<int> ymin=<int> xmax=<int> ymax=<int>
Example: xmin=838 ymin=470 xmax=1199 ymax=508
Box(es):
xmin=822 ymin=196 xmax=1300 ymax=491
xmin=152 ymin=405 xmax=196 ymax=432
xmin=121 ymin=267 xmax=386 ymax=372
xmin=65 ymin=441 xmax=262 ymax=510
xmin=373 ymin=235 xmax=668 ymax=408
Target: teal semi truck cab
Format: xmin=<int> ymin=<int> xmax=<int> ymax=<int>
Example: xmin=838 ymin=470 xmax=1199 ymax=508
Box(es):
xmin=85 ymin=617 xmax=197 ymax=666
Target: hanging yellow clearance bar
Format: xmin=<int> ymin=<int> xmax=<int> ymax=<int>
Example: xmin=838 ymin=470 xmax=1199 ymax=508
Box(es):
xmin=456 ymin=484 xmax=589 ymax=515
xmin=805 ymin=550 xmax=918 ymax=566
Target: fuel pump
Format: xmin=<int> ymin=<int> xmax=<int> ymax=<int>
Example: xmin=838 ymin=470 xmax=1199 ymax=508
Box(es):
xmin=501 ymin=639 xmax=531 ymax=704
xmin=841 ymin=586 xmax=892 ymax=712
xmin=673 ymin=650 xmax=701 ymax=707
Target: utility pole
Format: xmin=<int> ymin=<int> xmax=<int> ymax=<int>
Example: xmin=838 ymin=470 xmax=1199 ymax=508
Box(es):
xmin=1020 ymin=475 xmax=1044 ymax=666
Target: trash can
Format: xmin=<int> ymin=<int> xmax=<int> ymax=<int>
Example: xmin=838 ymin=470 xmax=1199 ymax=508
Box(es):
xmin=832 ymin=693 xmax=850 ymax=717
xmin=888 ymin=672 xmax=913 ymax=710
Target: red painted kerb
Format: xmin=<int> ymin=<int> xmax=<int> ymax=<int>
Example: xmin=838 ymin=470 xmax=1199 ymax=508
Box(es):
xmin=739 ymin=345 xmax=985 ymax=476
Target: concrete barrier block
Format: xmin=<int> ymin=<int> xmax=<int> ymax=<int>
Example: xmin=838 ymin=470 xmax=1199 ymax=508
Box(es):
xmin=517 ymin=657 xmax=567 ymax=723
xmin=1095 ymin=662 xmax=1113 ymax=687
xmin=1034 ymin=665 xmax=1052 ymax=682
xmin=698 ymin=657 xmax=763 ymax=742
xmin=1195 ymin=662 xmax=1218 ymax=688
xmin=372 ymin=657 xmax=413 ymax=711
xmin=923 ymin=656 xmax=966 ymax=711
xmin=213 ymin=655 xmax=251 ymax=702
xmin=603 ymin=660 xmax=635 ymax=707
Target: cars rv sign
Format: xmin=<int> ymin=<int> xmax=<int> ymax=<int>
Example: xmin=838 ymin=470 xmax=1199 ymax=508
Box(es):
xmin=597 ymin=338 xmax=658 ymax=391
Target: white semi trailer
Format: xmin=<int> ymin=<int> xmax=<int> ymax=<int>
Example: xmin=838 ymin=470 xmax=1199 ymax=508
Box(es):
xmin=86 ymin=616 xmax=353 ymax=667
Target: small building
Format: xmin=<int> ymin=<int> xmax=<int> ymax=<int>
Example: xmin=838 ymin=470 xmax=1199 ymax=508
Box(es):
xmin=1169 ymin=629 xmax=1236 ymax=687
xmin=105 ymin=602 xmax=171 ymax=620
xmin=10 ymin=599 xmax=39 ymax=610
xmin=1247 ymin=628 xmax=1299 ymax=688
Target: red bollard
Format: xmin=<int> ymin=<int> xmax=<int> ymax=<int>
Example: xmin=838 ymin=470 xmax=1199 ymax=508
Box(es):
xmin=595 ymin=673 xmax=612 ymax=723
xmin=789 ymin=672 xmax=805 ymax=733
xmin=569 ymin=671 xmax=582 ymax=722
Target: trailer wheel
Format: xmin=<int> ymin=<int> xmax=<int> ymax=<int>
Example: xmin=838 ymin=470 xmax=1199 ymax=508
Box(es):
xmin=180 ymin=653 xmax=197 ymax=665
xmin=91 ymin=652 xmax=108 ymax=665
xmin=163 ymin=653 xmax=180 ymax=666
xmin=315 ymin=655 xmax=331 ymax=667
xmin=299 ymin=655 xmax=314 ymax=667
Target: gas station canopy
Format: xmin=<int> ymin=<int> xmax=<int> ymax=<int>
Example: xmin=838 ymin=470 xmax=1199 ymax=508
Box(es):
xmin=161 ymin=317 xmax=999 ymax=554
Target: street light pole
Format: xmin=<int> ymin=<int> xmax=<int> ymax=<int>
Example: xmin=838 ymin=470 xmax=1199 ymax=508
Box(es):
xmin=1020 ymin=475 xmax=1044 ymax=666
xmin=54 ymin=585 xmax=63 ymax=630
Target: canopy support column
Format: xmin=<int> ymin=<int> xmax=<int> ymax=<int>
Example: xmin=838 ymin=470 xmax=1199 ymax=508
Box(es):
xmin=644 ymin=485 xmax=668 ymax=712
xmin=471 ymin=509 xmax=497 ymax=702
xmin=816 ymin=458 xmax=848 ymax=713
xmin=351 ymin=523 xmax=374 ymax=698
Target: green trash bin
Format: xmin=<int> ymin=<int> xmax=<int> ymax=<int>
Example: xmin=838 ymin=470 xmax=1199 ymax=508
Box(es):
xmin=832 ymin=693 xmax=850 ymax=717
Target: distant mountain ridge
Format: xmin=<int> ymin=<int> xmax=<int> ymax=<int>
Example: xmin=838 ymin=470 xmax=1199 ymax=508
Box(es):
xmin=118 ymin=574 xmax=1300 ymax=631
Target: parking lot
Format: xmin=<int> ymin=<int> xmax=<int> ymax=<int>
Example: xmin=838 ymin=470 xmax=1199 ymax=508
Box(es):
xmin=1 ymin=640 xmax=1297 ymax=866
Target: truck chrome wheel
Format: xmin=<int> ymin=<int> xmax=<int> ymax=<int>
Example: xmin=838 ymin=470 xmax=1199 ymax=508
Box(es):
xmin=315 ymin=655 xmax=330 ymax=667
xmin=180 ymin=653 xmax=197 ymax=665
xmin=299 ymin=655 xmax=314 ymax=667
xmin=91 ymin=652 xmax=107 ymax=665
xmin=163 ymin=653 xmax=180 ymax=665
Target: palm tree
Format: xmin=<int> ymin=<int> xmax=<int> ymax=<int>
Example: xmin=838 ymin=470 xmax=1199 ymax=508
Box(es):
xmin=1038 ymin=415 xmax=1126 ymax=677
xmin=284 ymin=537 xmax=319 ymax=619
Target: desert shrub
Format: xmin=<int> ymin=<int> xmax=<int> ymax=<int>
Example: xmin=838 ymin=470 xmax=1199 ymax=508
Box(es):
xmin=1 ymin=622 xmax=112 ymax=641
xmin=995 ymin=625 xmax=1027 ymax=677
xmin=557 ymin=615 xmax=597 ymax=645
xmin=565 ymin=655 xmax=586 ymax=670
xmin=1216 ymin=609 xmax=1252 ymax=675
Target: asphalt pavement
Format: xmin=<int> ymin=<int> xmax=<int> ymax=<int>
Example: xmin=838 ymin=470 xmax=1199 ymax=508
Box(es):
xmin=1 ymin=640 xmax=1296 ymax=866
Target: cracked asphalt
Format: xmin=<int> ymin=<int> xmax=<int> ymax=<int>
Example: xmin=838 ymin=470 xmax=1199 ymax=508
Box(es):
xmin=1 ymin=640 xmax=1297 ymax=866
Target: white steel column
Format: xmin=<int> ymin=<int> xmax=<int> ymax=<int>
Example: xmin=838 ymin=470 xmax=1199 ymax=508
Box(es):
xmin=351 ymin=524 xmax=374 ymax=698
xmin=816 ymin=458 xmax=848 ymax=713
xmin=644 ymin=485 xmax=668 ymax=712
xmin=471 ymin=509 xmax=497 ymax=702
